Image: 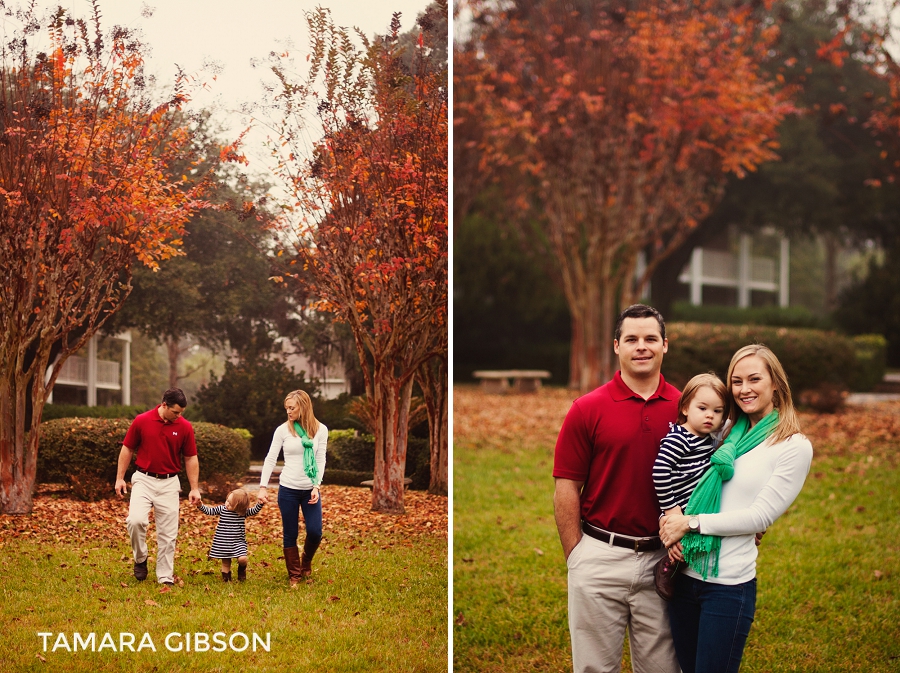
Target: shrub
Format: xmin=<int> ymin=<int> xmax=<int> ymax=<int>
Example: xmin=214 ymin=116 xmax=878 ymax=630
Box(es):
xmin=663 ymin=322 xmax=869 ymax=394
xmin=41 ymin=404 xmax=148 ymax=421
xmin=323 ymin=469 xmax=374 ymax=487
xmin=669 ymin=302 xmax=832 ymax=329
xmin=325 ymin=433 xmax=430 ymax=490
xmin=850 ymin=334 xmax=888 ymax=392
xmin=36 ymin=418 xmax=250 ymax=496
xmin=194 ymin=356 xmax=316 ymax=458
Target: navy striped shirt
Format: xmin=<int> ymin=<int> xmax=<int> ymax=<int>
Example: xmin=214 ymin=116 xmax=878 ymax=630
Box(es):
xmin=199 ymin=502 xmax=263 ymax=559
xmin=653 ymin=422 xmax=717 ymax=512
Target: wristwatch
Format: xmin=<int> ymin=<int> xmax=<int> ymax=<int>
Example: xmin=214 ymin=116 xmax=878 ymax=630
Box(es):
xmin=688 ymin=516 xmax=700 ymax=534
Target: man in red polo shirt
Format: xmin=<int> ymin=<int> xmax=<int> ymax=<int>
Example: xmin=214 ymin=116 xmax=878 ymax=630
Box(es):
xmin=554 ymin=304 xmax=681 ymax=673
xmin=114 ymin=388 xmax=201 ymax=585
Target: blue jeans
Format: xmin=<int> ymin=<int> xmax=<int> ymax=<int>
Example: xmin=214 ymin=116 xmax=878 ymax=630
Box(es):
xmin=277 ymin=485 xmax=323 ymax=551
xmin=668 ymin=573 xmax=756 ymax=673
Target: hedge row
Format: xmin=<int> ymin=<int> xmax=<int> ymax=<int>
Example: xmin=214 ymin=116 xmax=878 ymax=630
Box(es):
xmin=668 ymin=302 xmax=832 ymax=330
xmin=41 ymin=404 xmax=148 ymax=421
xmin=36 ymin=417 xmax=250 ymax=496
xmin=663 ymin=323 xmax=887 ymax=393
xmin=327 ymin=434 xmax=431 ymax=490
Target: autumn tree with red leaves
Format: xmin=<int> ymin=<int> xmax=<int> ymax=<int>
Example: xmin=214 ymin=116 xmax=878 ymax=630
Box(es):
xmin=267 ymin=6 xmax=448 ymax=513
xmin=456 ymin=0 xmax=793 ymax=391
xmin=0 ymin=3 xmax=234 ymax=514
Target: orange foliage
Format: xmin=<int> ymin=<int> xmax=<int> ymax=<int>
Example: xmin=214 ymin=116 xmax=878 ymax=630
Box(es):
xmin=456 ymin=0 xmax=793 ymax=391
xmin=268 ymin=8 xmax=447 ymax=513
xmin=0 ymin=5 xmax=238 ymax=514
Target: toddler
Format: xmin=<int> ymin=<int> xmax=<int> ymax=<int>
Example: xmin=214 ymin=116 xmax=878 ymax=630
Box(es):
xmin=197 ymin=488 xmax=264 ymax=581
xmin=652 ymin=373 xmax=728 ymax=598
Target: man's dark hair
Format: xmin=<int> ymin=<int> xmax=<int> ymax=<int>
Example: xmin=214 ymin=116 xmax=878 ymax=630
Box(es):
xmin=161 ymin=388 xmax=187 ymax=408
xmin=614 ymin=304 xmax=666 ymax=342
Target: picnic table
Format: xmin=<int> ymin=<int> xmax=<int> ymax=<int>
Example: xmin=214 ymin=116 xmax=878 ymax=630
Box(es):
xmin=472 ymin=369 xmax=552 ymax=394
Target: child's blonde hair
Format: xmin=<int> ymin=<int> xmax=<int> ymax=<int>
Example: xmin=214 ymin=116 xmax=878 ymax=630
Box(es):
xmin=284 ymin=389 xmax=320 ymax=438
xmin=227 ymin=489 xmax=250 ymax=513
xmin=677 ymin=372 xmax=729 ymax=425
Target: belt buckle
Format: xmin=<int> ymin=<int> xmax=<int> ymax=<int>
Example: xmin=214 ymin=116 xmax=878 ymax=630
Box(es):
xmin=634 ymin=537 xmax=649 ymax=551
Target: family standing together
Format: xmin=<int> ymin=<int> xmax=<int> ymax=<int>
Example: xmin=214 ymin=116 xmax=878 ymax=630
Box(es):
xmin=115 ymin=387 xmax=327 ymax=588
xmin=554 ymin=304 xmax=813 ymax=673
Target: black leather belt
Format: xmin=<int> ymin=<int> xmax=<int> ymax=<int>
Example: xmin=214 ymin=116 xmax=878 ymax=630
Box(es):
xmin=136 ymin=467 xmax=179 ymax=479
xmin=582 ymin=521 xmax=662 ymax=552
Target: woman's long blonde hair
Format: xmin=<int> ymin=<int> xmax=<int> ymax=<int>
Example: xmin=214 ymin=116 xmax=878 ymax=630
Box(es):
xmin=285 ymin=389 xmax=320 ymax=438
xmin=726 ymin=344 xmax=802 ymax=445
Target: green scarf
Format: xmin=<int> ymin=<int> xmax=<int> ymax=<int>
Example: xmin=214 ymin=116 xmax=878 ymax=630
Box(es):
xmin=681 ymin=410 xmax=779 ymax=579
xmin=293 ymin=421 xmax=319 ymax=486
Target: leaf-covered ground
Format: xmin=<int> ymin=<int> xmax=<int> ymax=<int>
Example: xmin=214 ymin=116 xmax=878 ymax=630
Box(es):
xmin=0 ymin=485 xmax=447 ymax=554
xmin=454 ymin=384 xmax=900 ymax=462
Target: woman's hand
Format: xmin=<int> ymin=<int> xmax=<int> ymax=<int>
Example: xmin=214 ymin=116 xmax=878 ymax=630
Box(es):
xmin=659 ymin=514 xmax=690 ymax=550
xmin=257 ymin=487 xmax=269 ymax=505
xmin=309 ymin=485 xmax=320 ymax=504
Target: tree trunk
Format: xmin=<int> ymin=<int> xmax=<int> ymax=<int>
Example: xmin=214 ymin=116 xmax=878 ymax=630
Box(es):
xmin=166 ymin=337 xmax=180 ymax=388
xmin=824 ymin=234 xmax=839 ymax=312
xmin=568 ymin=312 xmax=584 ymax=390
xmin=418 ymin=356 xmax=448 ymax=497
xmin=0 ymin=372 xmax=43 ymax=514
xmin=370 ymin=364 xmax=414 ymax=514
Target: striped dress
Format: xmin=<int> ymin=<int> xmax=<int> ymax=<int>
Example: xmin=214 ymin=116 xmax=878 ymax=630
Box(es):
xmin=199 ymin=502 xmax=263 ymax=559
xmin=652 ymin=422 xmax=717 ymax=513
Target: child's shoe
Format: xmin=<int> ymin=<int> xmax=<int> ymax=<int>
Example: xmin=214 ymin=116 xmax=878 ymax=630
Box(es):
xmin=237 ymin=564 xmax=247 ymax=582
xmin=221 ymin=571 xmax=232 ymax=582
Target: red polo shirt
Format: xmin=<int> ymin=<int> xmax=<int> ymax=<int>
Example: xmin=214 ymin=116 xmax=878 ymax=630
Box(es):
xmin=553 ymin=371 xmax=680 ymax=537
xmin=123 ymin=406 xmax=198 ymax=475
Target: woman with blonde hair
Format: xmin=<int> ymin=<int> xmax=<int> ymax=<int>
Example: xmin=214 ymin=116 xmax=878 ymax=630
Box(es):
xmin=258 ymin=389 xmax=328 ymax=586
xmin=659 ymin=344 xmax=813 ymax=672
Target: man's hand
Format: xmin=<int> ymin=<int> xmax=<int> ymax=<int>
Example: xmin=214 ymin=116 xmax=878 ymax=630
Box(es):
xmin=554 ymin=478 xmax=584 ymax=561
xmin=115 ymin=478 xmax=127 ymax=497
xmin=188 ymin=488 xmax=201 ymax=506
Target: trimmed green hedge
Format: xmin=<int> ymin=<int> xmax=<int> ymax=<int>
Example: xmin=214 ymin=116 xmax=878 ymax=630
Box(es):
xmin=36 ymin=418 xmax=250 ymax=495
xmin=669 ymin=302 xmax=832 ymax=329
xmin=663 ymin=322 xmax=886 ymax=393
xmin=41 ymin=404 xmax=148 ymax=421
xmin=326 ymin=433 xmax=430 ymax=490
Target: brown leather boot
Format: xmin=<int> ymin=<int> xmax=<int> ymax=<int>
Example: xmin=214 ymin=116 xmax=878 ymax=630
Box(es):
xmin=221 ymin=571 xmax=232 ymax=582
xmin=300 ymin=537 xmax=317 ymax=578
xmin=283 ymin=547 xmax=302 ymax=587
xmin=237 ymin=563 xmax=247 ymax=582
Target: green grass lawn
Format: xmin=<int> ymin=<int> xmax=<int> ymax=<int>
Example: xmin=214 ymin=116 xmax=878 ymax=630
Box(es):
xmin=0 ymin=490 xmax=447 ymax=672
xmin=453 ymin=404 xmax=900 ymax=672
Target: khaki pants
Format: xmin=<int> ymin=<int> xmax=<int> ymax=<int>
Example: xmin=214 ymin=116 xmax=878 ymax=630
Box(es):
xmin=126 ymin=471 xmax=181 ymax=584
xmin=567 ymin=533 xmax=680 ymax=673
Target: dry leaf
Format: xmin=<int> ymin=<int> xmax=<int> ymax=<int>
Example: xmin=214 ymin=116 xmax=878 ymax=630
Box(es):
xmin=144 ymin=599 xmax=158 ymax=607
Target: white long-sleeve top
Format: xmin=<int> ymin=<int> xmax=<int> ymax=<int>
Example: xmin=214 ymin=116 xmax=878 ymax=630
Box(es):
xmin=687 ymin=432 xmax=813 ymax=585
xmin=259 ymin=421 xmax=328 ymax=491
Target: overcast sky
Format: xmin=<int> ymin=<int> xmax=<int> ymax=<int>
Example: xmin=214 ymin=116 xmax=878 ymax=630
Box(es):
xmin=51 ymin=0 xmax=434 ymax=174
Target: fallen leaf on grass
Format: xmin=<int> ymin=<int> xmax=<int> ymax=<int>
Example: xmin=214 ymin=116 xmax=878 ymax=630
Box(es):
xmin=119 ymin=582 xmax=128 ymax=588
xmin=159 ymin=585 xmax=172 ymax=594
xmin=455 ymin=612 xmax=466 ymax=626
xmin=534 ymin=548 xmax=544 ymax=556
xmin=328 ymin=595 xmax=340 ymax=602
xmin=874 ymin=570 xmax=883 ymax=579
xmin=182 ymin=601 xmax=192 ymax=608
xmin=144 ymin=599 xmax=158 ymax=607
xmin=36 ymin=653 xmax=46 ymax=663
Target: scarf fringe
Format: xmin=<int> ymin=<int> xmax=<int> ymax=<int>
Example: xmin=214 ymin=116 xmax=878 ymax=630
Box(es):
xmin=681 ymin=531 xmax=721 ymax=581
